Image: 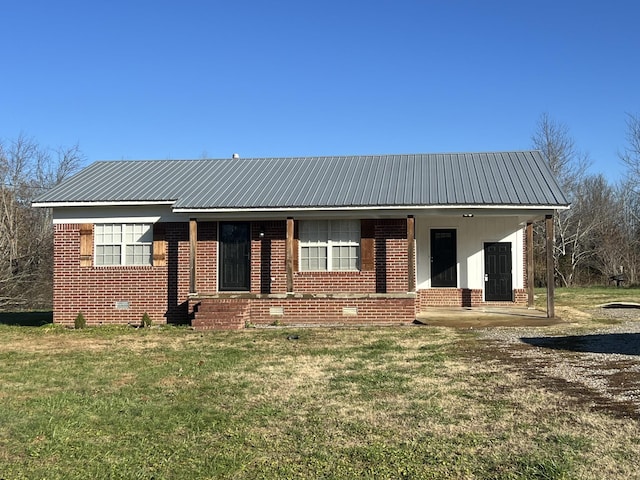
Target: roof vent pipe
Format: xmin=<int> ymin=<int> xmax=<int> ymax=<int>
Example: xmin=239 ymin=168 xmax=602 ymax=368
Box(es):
xmin=232 ymin=153 xmax=240 ymax=159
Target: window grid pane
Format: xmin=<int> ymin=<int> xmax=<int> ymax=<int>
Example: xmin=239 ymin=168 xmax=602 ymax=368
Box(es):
xmin=96 ymin=245 xmax=121 ymax=266
xmin=301 ymin=246 xmax=327 ymax=271
xmin=332 ymin=245 xmax=359 ymax=271
xmin=126 ymin=244 xmax=152 ymax=265
xmin=95 ymin=224 xmax=152 ymax=266
xmin=299 ymin=220 xmax=359 ymax=271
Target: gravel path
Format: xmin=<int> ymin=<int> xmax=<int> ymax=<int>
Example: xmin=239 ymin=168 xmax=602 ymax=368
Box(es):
xmin=475 ymin=307 xmax=640 ymax=417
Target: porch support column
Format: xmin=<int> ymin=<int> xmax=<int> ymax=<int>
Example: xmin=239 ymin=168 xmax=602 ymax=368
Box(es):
xmin=526 ymin=222 xmax=534 ymax=308
xmin=407 ymin=215 xmax=415 ymax=292
xmin=286 ymin=217 xmax=294 ymax=293
xmin=189 ymin=218 xmax=197 ymax=294
xmin=545 ymin=214 xmax=555 ymax=318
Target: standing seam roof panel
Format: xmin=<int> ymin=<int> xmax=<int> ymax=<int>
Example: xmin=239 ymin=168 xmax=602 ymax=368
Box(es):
xmin=510 ymin=152 xmax=532 ymax=204
xmin=34 ymin=152 xmax=570 ymax=208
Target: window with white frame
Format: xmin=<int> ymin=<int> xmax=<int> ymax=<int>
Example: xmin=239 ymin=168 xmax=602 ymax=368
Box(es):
xmin=299 ymin=220 xmax=360 ymax=271
xmin=95 ymin=224 xmax=153 ymax=266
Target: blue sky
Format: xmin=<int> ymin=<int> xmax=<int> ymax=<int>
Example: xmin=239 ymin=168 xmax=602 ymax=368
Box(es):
xmin=1 ymin=0 xmax=638 ymax=181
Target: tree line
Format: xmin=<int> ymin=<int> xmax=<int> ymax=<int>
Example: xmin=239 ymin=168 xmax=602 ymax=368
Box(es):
xmin=532 ymin=113 xmax=640 ymax=287
xmin=0 ymin=116 xmax=638 ymax=310
xmin=0 ymin=134 xmax=83 ymax=309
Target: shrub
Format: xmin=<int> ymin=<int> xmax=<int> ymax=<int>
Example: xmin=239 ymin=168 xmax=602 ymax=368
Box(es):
xmin=141 ymin=312 xmax=152 ymax=328
xmin=74 ymin=312 xmax=87 ymax=329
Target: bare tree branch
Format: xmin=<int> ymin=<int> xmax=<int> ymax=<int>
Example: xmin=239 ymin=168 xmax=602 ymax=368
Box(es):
xmin=0 ymin=134 xmax=83 ymax=310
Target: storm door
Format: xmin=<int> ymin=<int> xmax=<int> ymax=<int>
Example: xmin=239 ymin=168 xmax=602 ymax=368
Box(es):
xmin=219 ymin=222 xmax=251 ymax=291
xmin=430 ymin=229 xmax=457 ymax=287
xmin=484 ymin=242 xmax=512 ymax=301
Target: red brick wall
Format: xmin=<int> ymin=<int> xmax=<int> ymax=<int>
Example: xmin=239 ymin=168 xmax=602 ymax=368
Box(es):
xmin=291 ymin=219 xmax=409 ymax=294
xmin=53 ymin=223 xmax=190 ymax=326
xmin=250 ymin=221 xmax=287 ymax=294
xmin=195 ymin=221 xmax=217 ymax=293
xmin=55 ymin=218 xmax=526 ymax=327
xmin=375 ymin=219 xmax=410 ymax=293
xmin=248 ymin=296 xmax=416 ymax=325
xmin=53 ymin=218 xmax=413 ymax=326
xmin=416 ymin=288 xmax=528 ymax=311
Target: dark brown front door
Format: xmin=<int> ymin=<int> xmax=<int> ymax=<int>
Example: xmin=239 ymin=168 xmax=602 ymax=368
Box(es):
xmin=219 ymin=222 xmax=251 ymax=291
xmin=484 ymin=242 xmax=512 ymax=301
xmin=431 ymin=229 xmax=457 ymax=287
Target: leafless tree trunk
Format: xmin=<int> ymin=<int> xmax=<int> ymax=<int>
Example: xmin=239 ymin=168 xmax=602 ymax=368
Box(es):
xmin=531 ymin=113 xmax=594 ymax=287
xmin=617 ymin=113 xmax=640 ymax=285
xmin=0 ymin=133 xmax=83 ymax=310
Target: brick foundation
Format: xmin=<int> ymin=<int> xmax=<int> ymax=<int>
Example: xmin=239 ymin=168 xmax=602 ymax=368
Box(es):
xmin=190 ymin=294 xmax=416 ymax=328
xmin=416 ymin=288 xmax=528 ymax=311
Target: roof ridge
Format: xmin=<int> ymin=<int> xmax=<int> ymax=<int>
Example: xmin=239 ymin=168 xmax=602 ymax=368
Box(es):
xmin=91 ymin=150 xmax=541 ymax=163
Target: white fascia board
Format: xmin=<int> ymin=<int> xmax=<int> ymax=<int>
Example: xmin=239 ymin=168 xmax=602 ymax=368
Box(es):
xmin=32 ymin=200 xmax=176 ymax=208
xmin=173 ymin=204 xmax=569 ymax=214
xmin=53 ymin=216 xmax=163 ymax=224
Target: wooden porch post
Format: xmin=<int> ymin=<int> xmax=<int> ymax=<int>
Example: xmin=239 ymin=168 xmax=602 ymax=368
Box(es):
xmin=286 ymin=217 xmax=294 ymax=293
xmin=189 ymin=218 xmax=197 ymax=294
xmin=407 ymin=215 xmax=415 ymax=292
xmin=545 ymin=214 xmax=555 ymax=318
xmin=526 ymin=222 xmax=534 ymax=308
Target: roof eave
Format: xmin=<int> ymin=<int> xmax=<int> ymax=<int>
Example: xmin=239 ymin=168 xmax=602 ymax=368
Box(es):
xmin=173 ymin=204 xmax=570 ymax=214
xmin=32 ymin=200 xmax=177 ymax=208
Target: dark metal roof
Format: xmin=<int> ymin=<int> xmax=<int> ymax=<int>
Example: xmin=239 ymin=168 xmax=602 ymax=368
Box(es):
xmin=33 ymin=151 xmax=569 ymax=210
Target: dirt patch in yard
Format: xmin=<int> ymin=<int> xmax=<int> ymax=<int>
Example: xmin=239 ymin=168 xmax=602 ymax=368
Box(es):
xmin=463 ymin=307 xmax=640 ymax=419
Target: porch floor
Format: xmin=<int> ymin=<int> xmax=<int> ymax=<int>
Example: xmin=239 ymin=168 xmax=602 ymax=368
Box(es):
xmin=415 ymin=307 xmax=563 ymax=328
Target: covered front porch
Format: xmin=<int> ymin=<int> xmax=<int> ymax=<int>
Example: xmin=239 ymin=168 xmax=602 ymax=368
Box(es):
xmin=184 ymin=213 xmax=558 ymax=330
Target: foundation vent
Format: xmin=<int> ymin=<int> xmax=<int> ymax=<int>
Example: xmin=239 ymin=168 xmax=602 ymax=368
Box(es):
xmin=269 ymin=306 xmax=284 ymax=316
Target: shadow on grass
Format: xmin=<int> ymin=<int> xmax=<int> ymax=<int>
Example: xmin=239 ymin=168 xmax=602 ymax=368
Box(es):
xmin=0 ymin=311 xmax=53 ymax=327
xmin=522 ymin=333 xmax=640 ymax=356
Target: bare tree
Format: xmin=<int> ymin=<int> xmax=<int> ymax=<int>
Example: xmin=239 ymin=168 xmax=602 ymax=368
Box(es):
xmin=0 ymin=133 xmax=83 ymax=309
xmin=621 ymin=113 xmax=640 ymax=181
xmin=615 ymin=113 xmax=640 ymax=285
xmin=531 ymin=113 xmax=595 ymax=287
xmin=620 ymin=113 xmax=640 ymax=219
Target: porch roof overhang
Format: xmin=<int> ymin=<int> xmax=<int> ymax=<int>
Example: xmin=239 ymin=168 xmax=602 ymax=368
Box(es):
xmin=173 ymin=205 xmax=567 ymax=225
xmin=36 ymin=200 xmax=567 ymax=224
xmin=171 ymin=204 xmax=567 ymax=216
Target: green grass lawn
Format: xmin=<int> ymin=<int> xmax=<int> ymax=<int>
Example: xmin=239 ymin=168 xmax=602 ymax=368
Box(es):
xmin=0 ymin=322 xmax=638 ymax=479
xmin=536 ymin=285 xmax=640 ymax=310
xmin=0 ymin=288 xmax=639 ymax=479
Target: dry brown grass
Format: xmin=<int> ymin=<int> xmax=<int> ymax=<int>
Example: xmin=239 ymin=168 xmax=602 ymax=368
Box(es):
xmin=0 ymin=315 xmax=639 ymax=478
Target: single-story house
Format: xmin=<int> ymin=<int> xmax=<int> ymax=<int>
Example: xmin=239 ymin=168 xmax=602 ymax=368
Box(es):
xmin=33 ymin=151 xmax=569 ymax=329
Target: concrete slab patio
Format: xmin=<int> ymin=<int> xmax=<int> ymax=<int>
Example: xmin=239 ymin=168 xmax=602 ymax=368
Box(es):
xmin=415 ymin=307 xmax=564 ymax=328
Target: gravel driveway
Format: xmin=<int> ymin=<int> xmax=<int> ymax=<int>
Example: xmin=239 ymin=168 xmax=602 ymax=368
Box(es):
xmin=475 ymin=307 xmax=640 ymax=418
